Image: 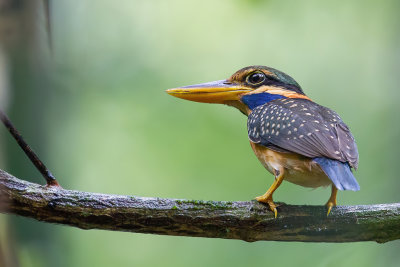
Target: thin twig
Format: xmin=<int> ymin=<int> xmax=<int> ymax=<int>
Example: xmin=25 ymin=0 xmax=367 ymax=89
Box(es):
xmin=0 ymin=110 xmax=59 ymax=186
xmin=43 ymin=0 xmax=53 ymax=52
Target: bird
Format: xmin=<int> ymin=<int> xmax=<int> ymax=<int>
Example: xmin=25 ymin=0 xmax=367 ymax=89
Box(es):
xmin=166 ymin=65 xmax=359 ymax=217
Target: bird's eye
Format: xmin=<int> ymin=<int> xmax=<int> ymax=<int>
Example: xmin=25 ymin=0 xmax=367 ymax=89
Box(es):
xmin=247 ymin=72 xmax=266 ymax=85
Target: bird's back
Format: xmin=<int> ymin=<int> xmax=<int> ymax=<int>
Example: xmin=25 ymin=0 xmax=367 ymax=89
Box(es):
xmin=247 ymin=98 xmax=359 ymax=169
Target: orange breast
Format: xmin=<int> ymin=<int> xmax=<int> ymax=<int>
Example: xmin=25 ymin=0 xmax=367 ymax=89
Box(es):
xmin=250 ymin=142 xmax=332 ymax=188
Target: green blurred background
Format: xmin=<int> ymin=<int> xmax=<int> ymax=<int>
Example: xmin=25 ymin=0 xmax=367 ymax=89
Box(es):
xmin=0 ymin=0 xmax=399 ymax=266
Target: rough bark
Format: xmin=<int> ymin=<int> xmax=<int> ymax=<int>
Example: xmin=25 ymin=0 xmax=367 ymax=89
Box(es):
xmin=0 ymin=169 xmax=399 ymax=243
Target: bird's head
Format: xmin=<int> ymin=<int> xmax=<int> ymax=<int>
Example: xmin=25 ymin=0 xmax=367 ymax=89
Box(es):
xmin=166 ymin=65 xmax=310 ymax=115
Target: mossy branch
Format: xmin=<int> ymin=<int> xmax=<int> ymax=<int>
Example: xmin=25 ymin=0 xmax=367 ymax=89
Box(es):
xmin=0 ymin=169 xmax=399 ymax=243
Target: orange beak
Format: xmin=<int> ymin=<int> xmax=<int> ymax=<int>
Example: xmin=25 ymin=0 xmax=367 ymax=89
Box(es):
xmin=166 ymin=80 xmax=252 ymax=104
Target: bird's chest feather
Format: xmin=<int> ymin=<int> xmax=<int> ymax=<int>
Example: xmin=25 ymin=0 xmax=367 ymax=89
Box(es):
xmin=250 ymin=142 xmax=332 ymax=188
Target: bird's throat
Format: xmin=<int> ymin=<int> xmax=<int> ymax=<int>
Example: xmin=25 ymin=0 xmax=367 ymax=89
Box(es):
xmin=241 ymin=92 xmax=286 ymax=110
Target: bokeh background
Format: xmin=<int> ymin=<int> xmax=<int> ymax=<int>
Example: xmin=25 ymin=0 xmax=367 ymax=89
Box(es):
xmin=0 ymin=0 xmax=399 ymax=266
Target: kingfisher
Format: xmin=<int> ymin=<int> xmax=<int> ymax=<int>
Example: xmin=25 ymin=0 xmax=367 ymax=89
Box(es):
xmin=166 ymin=66 xmax=359 ymax=217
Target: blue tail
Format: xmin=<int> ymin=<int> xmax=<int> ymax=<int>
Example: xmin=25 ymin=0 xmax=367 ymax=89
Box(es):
xmin=313 ymin=157 xmax=360 ymax=191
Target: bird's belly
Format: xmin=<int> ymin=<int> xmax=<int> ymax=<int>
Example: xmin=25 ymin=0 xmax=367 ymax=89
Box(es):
xmin=250 ymin=142 xmax=332 ymax=188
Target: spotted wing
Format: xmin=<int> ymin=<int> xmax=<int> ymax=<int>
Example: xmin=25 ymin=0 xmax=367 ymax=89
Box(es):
xmin=247 ymin=98 xmax=359 ymax=169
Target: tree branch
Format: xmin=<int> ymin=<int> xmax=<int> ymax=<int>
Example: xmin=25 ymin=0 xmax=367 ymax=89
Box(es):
xmin=0 ymin=169 xmax=399 ymax=243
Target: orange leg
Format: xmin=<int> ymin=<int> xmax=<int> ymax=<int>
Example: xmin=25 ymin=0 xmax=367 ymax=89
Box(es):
xmin=255 ymin=167 xmax=285 ymax=218
xmin=326 ymin=185 xmax=338 ymax=216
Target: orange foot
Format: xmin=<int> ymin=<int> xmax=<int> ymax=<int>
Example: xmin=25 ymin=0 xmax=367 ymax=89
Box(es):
xmin=256 ymin=195 xmax=278 ymax=218
xmin=326 ymin=200 xmax=336 ymax=216
xmin=326 ymin=185 xmax=338 ymax=216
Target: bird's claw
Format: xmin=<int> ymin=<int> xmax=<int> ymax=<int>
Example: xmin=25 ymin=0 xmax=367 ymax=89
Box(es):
xmin=325 ymin=186 xmax=338 ymax=216
xmin=326 ymin=201 xmax=335 ymax=216
xmin=255 ymin=195 xmax=278 ymax=218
